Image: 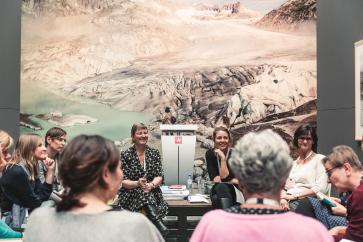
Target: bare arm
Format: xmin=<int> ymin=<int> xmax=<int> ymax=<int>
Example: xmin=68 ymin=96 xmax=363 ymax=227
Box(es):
xmin=43 ymin=157 xmax=55 ymax=185
xmin=214 ymin=149 xmax=230 ymax=179
xmin=122 ymin=178 xmax=146 ymax=190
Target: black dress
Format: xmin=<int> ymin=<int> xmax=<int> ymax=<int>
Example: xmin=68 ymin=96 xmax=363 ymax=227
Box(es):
xmin=205 ymin=148 xmax=238 ymax=208
xmin=205 ymin=148 xmax=235 ymax=182
xmin=118 ymin=145 xmax=168 ymax=219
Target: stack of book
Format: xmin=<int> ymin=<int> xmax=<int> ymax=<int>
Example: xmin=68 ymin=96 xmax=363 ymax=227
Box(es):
xmin=161 ymin=185 xmax=189 ymax=200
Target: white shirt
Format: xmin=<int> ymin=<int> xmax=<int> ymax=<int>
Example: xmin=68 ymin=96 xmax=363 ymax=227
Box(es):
xmin=286 ymin=153 xmax=329 ymax=195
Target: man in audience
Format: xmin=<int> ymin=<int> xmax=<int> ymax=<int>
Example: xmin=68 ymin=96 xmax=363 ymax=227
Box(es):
xmin=38 ymin=127 xmax=67 ymax=202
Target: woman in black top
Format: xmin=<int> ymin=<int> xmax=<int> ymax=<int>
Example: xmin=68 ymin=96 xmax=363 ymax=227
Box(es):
xmin=0 ymin=134 xmax=55 ymax=230
xmin=206 ymin=126 xmax=241 ymax=209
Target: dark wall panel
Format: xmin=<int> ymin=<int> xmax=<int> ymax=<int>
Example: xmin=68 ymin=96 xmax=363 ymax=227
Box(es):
xmin=317 ymin=0 xmax=363 ymax=157
xmin=0 ymin=0 xmax=21 ymax=139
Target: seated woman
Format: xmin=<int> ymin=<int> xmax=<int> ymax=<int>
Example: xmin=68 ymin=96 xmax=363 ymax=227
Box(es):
xmin=280 ymin=124 xmax=329 ymax=210
xmin=0 ymin=130 xmax=22 ymax=239
xmin=206 ymin=126 xmax=243 ymax=209
xmin=118 ymin=123 xmax=168 ymax=235
xmin=0 ymin=134 xmax=55 ymax=231
xmin=323 ymin=145 xmax=363 ymax=242
xmin=23 ymin=135 xmax=164 ymax=242
xmin=190 ymin=130 xmax=332 ymax=242
xmin=38 ymin=127 xmax=67 ymax=202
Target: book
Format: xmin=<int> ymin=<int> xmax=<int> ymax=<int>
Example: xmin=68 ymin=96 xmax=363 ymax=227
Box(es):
xmin=168 ymin=185 xmax=186 ymax=190
xmin=188 ymin=195 xmax=210 ymax=203
xmin=316 ymin=192 xmax=337 ymax=207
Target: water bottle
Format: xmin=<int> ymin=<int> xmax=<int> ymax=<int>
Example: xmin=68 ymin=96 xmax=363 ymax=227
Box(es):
xmin=187 ymin=175 xmax=193 ymax=194
xmin=197 ymin=176 xmax=203 ymax=194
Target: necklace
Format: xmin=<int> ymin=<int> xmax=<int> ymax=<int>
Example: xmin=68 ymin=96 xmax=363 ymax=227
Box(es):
xmin=298 ymin=151 xmax=314 ymax=163
xmin=245 ymin=198 xmax=280 ymax=207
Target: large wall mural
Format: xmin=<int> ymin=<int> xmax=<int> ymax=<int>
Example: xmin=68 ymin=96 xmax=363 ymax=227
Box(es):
xmin=21 ymin=0 xmax=317 ymax=161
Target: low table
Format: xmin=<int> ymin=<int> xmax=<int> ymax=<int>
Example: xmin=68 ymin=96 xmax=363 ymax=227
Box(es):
xmin=166 ymin=199 xmax=212 ymax=242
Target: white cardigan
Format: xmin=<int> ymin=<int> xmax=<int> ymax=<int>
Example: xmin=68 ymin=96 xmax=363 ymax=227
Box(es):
xmin=286 ymin=153 xmax=329 ymax=195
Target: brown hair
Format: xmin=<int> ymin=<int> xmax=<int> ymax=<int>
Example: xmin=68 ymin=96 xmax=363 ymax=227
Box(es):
xmin=56 ymin=135 xmax=120 ymax=212
xmin=213 ymin=126 xmax=232 ymax=145
xmin=131 ymin=123 xmax=147 ymax=143
xmin=9 ymin=134 xmax=42 ymax=180
xmin=322 ymin=145 xmax=363 ymax=170
xmin=45 ymin=127 xmax=67 ymax=147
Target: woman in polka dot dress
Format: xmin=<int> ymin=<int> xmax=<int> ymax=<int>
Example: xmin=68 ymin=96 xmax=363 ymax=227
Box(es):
xmin=118 ymin=123 xmax=168 ymax=236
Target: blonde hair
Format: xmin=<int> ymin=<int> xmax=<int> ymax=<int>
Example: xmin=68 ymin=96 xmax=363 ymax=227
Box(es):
xmin=0 ymin=129 xmax=14 ymax=152
xmin=9 ymin=134 xmax=43 ymax=180
xmin=131 ymin=123 xmax=147 ymax=143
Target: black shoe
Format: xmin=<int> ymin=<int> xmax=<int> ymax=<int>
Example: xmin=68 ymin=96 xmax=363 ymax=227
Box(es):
xmin=143 ymin=205 xmax=169 ymax=236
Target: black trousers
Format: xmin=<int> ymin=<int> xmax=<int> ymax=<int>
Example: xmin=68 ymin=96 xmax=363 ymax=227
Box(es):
xmin=210 ymin=183 xmax=237 ymax=209
xmin=294 ymin=197 xmax=316 ymax=218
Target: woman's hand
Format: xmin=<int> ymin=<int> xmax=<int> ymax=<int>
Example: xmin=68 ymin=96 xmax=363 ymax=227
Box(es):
xmin=44 ymin=157 xmax=55 ymax=171
xmin=138 ymin=177 xmax=146 ymax=188
xmin=214 ymin=149 xmax=226 ymax=162
xmin=280 ymin=198 xmax=289 ymax=210
xmin=230 ymin=178 xmax=239 ymax=185
xmin=330 ymin=197 xmax=341 ymax=204
xmin=331 ymin=204 xmax=347 ymax=216
xmin=329 ymin=226 xmax=347 ymax=236
xmin=141 ymin=183 xmax=153 ymax=193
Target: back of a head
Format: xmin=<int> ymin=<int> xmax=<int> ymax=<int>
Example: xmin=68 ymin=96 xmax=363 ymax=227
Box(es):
xmin=230 ymin=129 xmax=293 ymax=196
xmin=57 ymin=134 xmax=120 ymax=212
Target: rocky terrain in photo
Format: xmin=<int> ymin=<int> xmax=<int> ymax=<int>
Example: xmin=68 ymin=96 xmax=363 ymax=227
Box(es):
xmin=256 ymin=0 xmax=316 ymax=31
xmin=21 ymin=0 xmax=317 ymax=162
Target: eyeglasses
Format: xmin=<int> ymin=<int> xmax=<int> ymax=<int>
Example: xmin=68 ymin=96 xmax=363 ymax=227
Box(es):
xmin=298 ymin=136 xmax=313 ymax=141
xmin=325 ymin=165 xmax=342 ymax=178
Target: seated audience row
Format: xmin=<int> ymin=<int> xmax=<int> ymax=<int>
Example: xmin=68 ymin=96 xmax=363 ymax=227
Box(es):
xmin=0 ymin=122 xmax=362 ymax=242
xmin=23 ymin=134 xmax=164 ymax=242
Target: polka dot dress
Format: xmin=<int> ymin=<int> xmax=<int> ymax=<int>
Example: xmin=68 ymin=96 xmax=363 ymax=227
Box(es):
xmin=118 ymin=145 xmax=168 ymax=219
xmin=225 ymin=205 xmax=287 ymax=215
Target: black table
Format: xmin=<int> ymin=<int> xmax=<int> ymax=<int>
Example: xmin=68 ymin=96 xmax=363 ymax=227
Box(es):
xmin=165 ymin=199 xmax=212 ymax=242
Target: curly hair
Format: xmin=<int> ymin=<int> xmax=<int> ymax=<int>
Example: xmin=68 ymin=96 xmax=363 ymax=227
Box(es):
xmin=229 ymin=129 xmax=293 ymax=196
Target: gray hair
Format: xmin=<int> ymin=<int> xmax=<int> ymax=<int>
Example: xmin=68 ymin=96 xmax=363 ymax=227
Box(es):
xmin=229 ymin=129 xmax=293 ymax=196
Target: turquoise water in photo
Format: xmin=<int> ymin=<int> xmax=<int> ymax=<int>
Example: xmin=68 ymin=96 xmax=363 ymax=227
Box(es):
xmin=20 ymin=82 xmax=153 ymax=141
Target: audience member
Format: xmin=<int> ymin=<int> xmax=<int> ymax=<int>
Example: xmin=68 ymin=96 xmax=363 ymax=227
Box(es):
xmin=206 ymin=126 xmax=243 ymax=209
xmin=118 ymin=123 xmax=168 ymax=235
xmin=323 ymin=145 xmax=363 ymax=242
xmin=0 ymin=134 xmax=54 ymax=230
xmin=23 ymin=135 xmax=164 ymax=242
xmin=280 ymin=124 xmax=328 ymax=210
xmin=294 ymin=192 xmax=348 ymax=230
xmin=162 ymin=107 xmax=176 ymax=124
xmin=0 ymin=129 xmax=14 ymax=173
xmin=0 ymin=130 xmax=22 ymax=238
xmin=190 ymin=129 xmax=333 ymax=242
xmin=38 ymin=127 xmax=67 ymax=202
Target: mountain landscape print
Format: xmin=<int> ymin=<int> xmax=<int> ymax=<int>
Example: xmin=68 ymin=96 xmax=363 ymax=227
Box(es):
xmin=21 ymin=0 xmax=317 ymax=159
